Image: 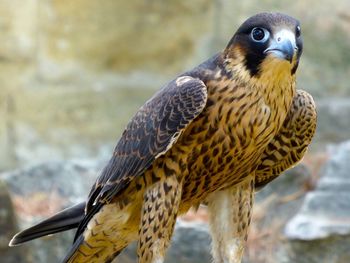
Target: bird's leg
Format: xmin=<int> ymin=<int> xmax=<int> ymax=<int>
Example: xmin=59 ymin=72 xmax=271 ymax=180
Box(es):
xmin=207 ymin=176 xmax=254 ymax=263
xmin=137 ymin=172 xmax=182 ymax=263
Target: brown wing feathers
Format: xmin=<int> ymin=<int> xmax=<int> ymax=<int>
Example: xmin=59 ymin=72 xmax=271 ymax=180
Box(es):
xmin=75 ymin=76 xmax=207 ymax=240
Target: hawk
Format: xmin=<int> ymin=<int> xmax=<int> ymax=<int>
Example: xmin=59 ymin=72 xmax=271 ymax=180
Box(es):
xmin=10 ymin=12 xmax=317 ymax=263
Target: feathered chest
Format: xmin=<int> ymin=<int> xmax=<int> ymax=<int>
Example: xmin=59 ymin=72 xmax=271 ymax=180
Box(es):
xmin=179 ymin=77 xmax=294 ymax=154
xmin=171 ymin=77 xmax=295 ymax=199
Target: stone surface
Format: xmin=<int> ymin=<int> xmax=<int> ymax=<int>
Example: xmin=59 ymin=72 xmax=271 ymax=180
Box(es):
xmin=0 ymin=160 xmax=102 ymax=263
xmin=242 ymin=164 xmax=311 ymax=263
xmin=282 ymin=141 xmax=350 ymax=263
xmin=1 ymin=161 xmax=213 ymax=263
xmin=280 ymin=235 xmax=350 ymax=263
xmin=36 ymin=0 xmax=213 ymax=75
xmin=0 ymin=180 xmax=27 ymax=263
xmin=285 ymin=141 xmax=350 ymax=240
xmin=166 ymin=221 xmax=211 ymax=263
xmin=117 ymin=221 xmax=212 ymax=263
xmin=2 ymin=151 xmax=346 ymax=263
xmin=1 ymin=160 xmax=101 ymax=202
xmin=1 ymin=0 xmax=350 ymax=172
xmin=115 ymin=164 xmax=313 ymax=263
xmin=314 ymin=98 xmax=350 ymax=146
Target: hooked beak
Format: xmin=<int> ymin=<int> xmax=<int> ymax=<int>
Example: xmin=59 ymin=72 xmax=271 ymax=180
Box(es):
xmin=264 ymin=36 xmax=296 ymax=63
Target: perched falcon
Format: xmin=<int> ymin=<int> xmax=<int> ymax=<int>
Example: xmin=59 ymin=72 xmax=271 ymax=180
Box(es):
xmin=10 ymin=12 xmax=316 ymax=263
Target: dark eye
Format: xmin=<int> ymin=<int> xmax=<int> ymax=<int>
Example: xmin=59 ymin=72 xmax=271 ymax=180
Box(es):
xmin=251 ymin=27 xmax=269 ymax=42
xmin=296 ymin=26 xmax=301 ymax=38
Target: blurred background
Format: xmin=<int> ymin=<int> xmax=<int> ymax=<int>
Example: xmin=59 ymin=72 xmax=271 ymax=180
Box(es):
xmin=0 ymin=0 xmax=350 ymax=262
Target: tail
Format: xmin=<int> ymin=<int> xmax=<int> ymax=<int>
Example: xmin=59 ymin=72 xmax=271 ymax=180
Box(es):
xmin=9 ymin=202 xmax=85 ymax=246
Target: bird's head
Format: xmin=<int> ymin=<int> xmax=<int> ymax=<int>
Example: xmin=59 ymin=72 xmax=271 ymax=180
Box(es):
xmin=224 ymin=12 xmax=303 ymax=81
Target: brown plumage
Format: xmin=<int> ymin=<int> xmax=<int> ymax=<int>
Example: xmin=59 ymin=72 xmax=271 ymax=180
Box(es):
xmin=10 ymin=12 xmax=317 ymax=263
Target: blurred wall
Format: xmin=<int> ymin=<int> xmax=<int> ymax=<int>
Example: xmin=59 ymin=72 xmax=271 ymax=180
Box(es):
xmin=0 ymin=0 xmax=349 ymax=170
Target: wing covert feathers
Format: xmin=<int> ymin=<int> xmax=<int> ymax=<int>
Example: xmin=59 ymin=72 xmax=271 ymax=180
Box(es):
xmin=91 ymin=76 xmax=207 ymax=204
xmin=76 ymin=76 xmax=207 ymax=240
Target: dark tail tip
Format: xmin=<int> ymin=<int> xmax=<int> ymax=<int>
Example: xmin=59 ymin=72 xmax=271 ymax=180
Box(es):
xmin=9 ymin=234 xmax=21 ymax=247
xmin=8 ymin=202 xmax=85 ymax=247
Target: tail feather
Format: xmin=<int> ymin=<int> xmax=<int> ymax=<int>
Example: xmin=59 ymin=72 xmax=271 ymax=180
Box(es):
xmin=9 ymin=202 xmax=85 ymax=246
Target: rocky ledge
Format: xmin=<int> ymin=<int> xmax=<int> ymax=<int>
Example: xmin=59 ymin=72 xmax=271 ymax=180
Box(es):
xmin=283 ymin=141 xmax=350 ymax=263
xmin=1 ymin=141 xmax=350 ymax=262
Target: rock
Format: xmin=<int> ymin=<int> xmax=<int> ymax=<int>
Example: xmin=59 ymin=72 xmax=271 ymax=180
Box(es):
xmin=283 ymin=141 xmax=350 ymax=263
xmin=1 ymin=0 xmax=350 ymax=173
xmin=117 ymin=220 xmax=212 ymax=263
xmin=254 ymin=164 xmax=311 ymax=228
xmin=314 ymin=98 xmax=350 ymax=146
xmin=166 ymin=221 xmax=212 ymax=263
xmin=238 ymin=164 xmax=312 ymax=263
xmin=36 ymin=0 xmax=213 ymax=76
xmin=0 ymin=160 xmax=102 ymax=263
xmin=1 ymin=160 xmax=101 ymax=203
xmin=0 ymin=180 xmax=27 ymax=262
xmin=0 ymin=156 xmax=326 ymax=263
xmin=280 ymin=236 xmax=350 ymax=263
xmin=256 ymin=164 xmax=310 ymax=200
xmin=1 ymin=160 xmax=214 ymax=262
xmin=1 ymin=159 xmax=214 ymax=263
xmin=114 ymin=162 xmax=312 ymax=263
xmin=0 ymin=0 xmax=37 ymax=62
